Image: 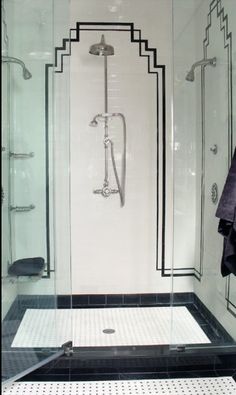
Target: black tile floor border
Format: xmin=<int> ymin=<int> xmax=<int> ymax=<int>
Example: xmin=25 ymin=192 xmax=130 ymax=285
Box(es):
xmin=193 ymin=294 xmax=233 ymax=343
xmin=18 ymin=366 xmax=236 ymax=383
xmin=2 ymin=293 xmax=234 ymax=354
xmin=9 ymin=292 xmax=200 ymax=310
xmin=13 ymin=351 xmax=236 ymax=382
xmin=3 ymin=292 xmax=236 ymax=383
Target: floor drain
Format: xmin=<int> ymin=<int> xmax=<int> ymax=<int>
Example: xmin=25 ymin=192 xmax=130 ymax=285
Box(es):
xmin=103 ymin=328 xmax=115 ymax=334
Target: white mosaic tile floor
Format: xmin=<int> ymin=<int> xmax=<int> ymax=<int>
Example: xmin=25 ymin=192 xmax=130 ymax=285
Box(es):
xmin=3 ymin=378 xmax=236 ymax=395
xmin=12 ymin=306 xmax=210 ymax=348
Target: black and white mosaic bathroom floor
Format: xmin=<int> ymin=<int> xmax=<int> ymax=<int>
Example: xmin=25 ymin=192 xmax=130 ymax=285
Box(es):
xmin=3 ymin=377 xmax=236 ymax=395
xmin=11 ymin=306 xmax=210 ymax=348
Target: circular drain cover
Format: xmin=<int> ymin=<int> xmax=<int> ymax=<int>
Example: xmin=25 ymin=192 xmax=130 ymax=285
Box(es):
xmin=103 ymin=328 xmax=115 ymax=334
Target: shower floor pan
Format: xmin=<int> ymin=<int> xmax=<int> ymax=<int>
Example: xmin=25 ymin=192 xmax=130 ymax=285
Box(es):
xmin=11 ymin=306 xmax=210 ymax=348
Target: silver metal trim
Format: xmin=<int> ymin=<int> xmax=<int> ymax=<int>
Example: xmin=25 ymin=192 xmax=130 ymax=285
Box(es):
xmin=10 ymin=204 xmax=35 ymax=212
xmin=89 ymin=34 xmax=114 ymax=57
xmin=2 ymin=349 xmax=64 ymax=386
xmin=89 ymin=38 xmax=126 ymax=207
xmin=10 ymin=152 xmax=34 ymax=159
xmin=186 ymin=57 xmax=216 ymax=82
xmin=211 ymin=183 xmax=218 ymax=204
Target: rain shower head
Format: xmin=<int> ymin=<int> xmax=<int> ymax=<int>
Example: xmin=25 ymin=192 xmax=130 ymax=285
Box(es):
xmin=89 ymin=35 xmax=114 ymax=56
xmin=186 ymin=57 xmax=216 ymax=82
xmin=2 ymin=56 xmax=32 ymax=79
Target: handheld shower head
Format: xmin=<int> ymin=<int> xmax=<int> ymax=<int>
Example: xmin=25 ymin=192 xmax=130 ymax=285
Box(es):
xmin=89 ymin=116 xmax=99 ymax=127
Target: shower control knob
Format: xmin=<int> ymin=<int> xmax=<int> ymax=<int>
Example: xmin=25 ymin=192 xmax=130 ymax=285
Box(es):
xmin=102 ymin=187 xmax=111 ymax=197
xmin=93 ymin=187 xmax=119 ymax=197
xmin=210 ymin=144 xmax=218 ymax=154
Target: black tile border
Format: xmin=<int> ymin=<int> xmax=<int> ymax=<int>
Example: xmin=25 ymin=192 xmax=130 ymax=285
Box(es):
xmin=56 ymin=292 xmax=193 ymax=308
xmin=192 ymin=294 xmax=233 ymax=343
xmin=18 ymin=352 xmax=236 ymax=382
xmin=3 ymin=292 xmax=234 ymax=355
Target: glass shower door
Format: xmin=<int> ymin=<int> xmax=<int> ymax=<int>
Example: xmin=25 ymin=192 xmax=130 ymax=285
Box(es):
xmin=171 ymin=0 xmax=236 ymax=352
xmin=1 ymin=0 xmax=71 ymax=385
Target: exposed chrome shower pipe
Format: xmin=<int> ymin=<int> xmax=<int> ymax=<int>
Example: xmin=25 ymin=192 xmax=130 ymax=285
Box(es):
xmin=91 ymin=112 xmax=126 ymax=207
xmin=186 ymin=57 xmax=216 ymax=81
xmin=89 ymin=35 xmax=126 ymax=207
xmin=2 ymin=1 xmax=9 ymax=51
xmin=2 ymin=56 xmax=32 ymax=79
xmin=104 ymin=55 xmax=109 ymax=187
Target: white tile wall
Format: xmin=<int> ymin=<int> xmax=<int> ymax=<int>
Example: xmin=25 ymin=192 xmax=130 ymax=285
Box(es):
xmin=70 ymin=30 xmax=158 ymax=294
xmin=53 ymin=0 xmax=192 ymax=295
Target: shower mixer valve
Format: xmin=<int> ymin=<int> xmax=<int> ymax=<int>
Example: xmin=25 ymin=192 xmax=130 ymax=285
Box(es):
xmin=93 ymin=184 xmax=119 ymax=198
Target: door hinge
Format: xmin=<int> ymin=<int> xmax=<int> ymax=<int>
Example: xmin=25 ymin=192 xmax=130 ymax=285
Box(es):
xmin=62 ymin=341 xmax=73 ymax=357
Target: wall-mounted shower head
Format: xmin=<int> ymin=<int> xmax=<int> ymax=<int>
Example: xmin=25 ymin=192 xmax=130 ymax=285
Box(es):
xmin=185 ymin=70 xmax=195 ymax=82
xmin=2 ymin=56 xmax=32 ymax=79
xmin=22 ymin=67 xmax=32 ymax=80
xmin=89 ymin=35 xmax=114 ymax=56
xmin=186 ymin=57 xmax=216 ymax=82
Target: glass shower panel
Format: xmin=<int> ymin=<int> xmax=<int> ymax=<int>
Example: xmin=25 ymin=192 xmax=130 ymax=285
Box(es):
xmin=1 ymin=0 xmax=71 ymax=384
xmin=55 ymin=0 xmax=172 ymax=357
xmin=171 ymin=0 xmax=236 ymax=350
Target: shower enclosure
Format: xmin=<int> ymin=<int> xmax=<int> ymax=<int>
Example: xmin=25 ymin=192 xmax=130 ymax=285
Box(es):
xmin=1 ymin=0 xmax=236 ymax=386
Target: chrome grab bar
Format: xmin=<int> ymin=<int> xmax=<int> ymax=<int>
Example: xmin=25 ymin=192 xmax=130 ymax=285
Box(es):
xmin=10 ymin=204 xmax=35 ymax=212
xmin=10 ymin=152 xmax=34 ymax=159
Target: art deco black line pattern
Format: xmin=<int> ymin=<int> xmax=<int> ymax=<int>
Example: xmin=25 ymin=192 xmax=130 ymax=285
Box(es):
xmin=200 ymin=0 xmax=234 ymax=316
xmin=162 ymin=0 xmax=234 ymax=280
xmin=45 ymin=22 xmax=171 ymax=276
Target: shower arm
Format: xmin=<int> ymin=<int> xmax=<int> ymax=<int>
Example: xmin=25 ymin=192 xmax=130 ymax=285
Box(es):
xmin=2 ymin=55 xmax=25 ymax=68
xmin=186 ymin=57 xmax=216 ymax=81
xmin=191 ymin=58 xmax=216 ymax=69
xmin=2 ymin=56 xmax=32 ymax=79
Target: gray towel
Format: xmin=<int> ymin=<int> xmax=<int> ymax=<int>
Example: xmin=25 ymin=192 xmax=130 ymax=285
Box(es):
xmin=216 ymin=147 xmax=236 ymax=277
